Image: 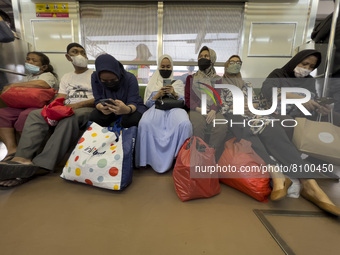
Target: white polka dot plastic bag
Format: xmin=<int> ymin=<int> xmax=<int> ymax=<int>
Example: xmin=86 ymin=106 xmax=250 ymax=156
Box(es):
xmin=61 ymin=122 xmax=137 ymax=190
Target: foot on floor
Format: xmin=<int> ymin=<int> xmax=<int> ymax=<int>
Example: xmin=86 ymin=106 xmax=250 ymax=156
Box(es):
xmin=0 ymin=161 xmax=39 ymax=180
xmin=0 ymin=177 xmax=33 ymax=190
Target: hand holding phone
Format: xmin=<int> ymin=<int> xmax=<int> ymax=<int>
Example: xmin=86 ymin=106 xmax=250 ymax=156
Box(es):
xmin=100 ymin=99 xmax=115 ymax=106
xmin=315 ymin=97 xmax=334 ymax=106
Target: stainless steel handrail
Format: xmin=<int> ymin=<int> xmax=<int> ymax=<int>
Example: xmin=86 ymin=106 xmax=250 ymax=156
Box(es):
xmin=322 ymin=0 xmax=340 ymax=97
xmin=0 ymin=68 xmax=27 ymax=76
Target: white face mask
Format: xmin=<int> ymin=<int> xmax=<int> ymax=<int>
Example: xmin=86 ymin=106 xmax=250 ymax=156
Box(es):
xmin=294 ymin=66 xmax=312 ymax=78
xmin=69 ymin=54 xmax=88 ymax=68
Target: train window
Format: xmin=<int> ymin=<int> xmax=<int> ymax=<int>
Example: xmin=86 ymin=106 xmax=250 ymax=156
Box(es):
xmin=163 ymin=3 xmax=244 ymax=63
xmin=80 ymin=2 xmax=158 ymax=62
xmin=80 ymin=2 xmax=242 ymax=85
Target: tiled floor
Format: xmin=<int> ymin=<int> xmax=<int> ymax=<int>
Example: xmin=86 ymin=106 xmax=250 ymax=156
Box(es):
xmin=0 ymin=165 xmax=339 ymax=255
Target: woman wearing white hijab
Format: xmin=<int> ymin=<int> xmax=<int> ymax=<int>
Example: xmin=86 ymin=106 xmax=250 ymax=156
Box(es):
xmin=136 ymin=55 xmax=192 ymax=173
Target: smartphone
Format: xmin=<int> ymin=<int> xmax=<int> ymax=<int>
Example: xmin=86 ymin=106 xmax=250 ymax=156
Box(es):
xmin=163 ymin=79 xmax=171 ymax=87
xmin=315 ymin=97 xmax=334 ymax=106
xmin=100 ymin=99 xmax=115 ymax=106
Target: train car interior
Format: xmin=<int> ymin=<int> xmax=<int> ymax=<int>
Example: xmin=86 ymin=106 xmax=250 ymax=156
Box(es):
xmin=0 ymin=0 xmax=339 ymax=254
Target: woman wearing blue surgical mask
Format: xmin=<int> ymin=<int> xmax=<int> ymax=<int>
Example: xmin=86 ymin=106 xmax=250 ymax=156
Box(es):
xmin=0 ymin=52 xmax=58 ymax=161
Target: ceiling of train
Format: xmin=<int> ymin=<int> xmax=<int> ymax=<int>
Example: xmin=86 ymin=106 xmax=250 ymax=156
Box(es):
xmin=0 ymin=0 xmax=335 ymax=31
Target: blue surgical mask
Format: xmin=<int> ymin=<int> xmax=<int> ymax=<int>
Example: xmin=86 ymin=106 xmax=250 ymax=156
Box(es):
xmin=25 ymin=63 xmax=41 ymax=74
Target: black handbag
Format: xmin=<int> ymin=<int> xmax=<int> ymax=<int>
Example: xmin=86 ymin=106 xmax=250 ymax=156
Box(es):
xmin=155 ymin=94 xmax=185 ymax=110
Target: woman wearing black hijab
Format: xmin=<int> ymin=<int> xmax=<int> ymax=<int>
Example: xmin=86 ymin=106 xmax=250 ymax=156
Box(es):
xmin=259 ymin=50 xmax=340 ymax=216
xmin=261 ymin=49 xmax=333 ymax=119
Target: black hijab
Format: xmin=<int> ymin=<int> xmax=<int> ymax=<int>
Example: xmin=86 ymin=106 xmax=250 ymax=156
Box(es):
xmin=261 ymin=49 xmax=321 ymax=100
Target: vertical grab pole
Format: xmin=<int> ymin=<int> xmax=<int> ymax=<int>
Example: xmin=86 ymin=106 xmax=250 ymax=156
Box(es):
xmin=322 ymin=0 xmax=340 ymax=97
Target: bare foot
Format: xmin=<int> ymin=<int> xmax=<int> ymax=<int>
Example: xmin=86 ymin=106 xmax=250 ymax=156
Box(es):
xmin=0 ymin=179 xmax=19 ymax=187
xmin=0 ymin=178 xmax=30 ymax=188
xmin=9 ymin=157 xmax=33 ymax=165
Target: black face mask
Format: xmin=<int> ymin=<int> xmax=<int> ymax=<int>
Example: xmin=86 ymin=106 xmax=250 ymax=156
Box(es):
xmin=198 ymin=58 xmax=211 ymax=71
xmin=103 ymin=80 xmax=120 ymax=91
xmin=159 ymin=69 xmax=172 ymax=78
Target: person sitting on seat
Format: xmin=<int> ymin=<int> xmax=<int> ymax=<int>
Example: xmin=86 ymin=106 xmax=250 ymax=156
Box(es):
xmin=0 ymin=43 xmax=94 ymax=188
xmin=0 ymin=51 xmax=58 ymax=161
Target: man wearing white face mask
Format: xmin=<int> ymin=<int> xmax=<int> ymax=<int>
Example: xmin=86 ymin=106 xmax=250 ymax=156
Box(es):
xmin=0 ymin=43 xmax=95 ymax=188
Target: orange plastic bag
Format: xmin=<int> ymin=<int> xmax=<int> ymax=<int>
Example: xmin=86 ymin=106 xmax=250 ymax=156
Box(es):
xmin=173 ymin=137 xmax=221 ymax=202
xmin=218 ymin=138 xmax=271 ymax=202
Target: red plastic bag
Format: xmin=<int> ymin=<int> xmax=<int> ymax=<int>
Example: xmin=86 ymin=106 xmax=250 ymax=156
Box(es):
xmin=0 ymin=87 xmax=56 ymax=108
xmin=41 ymin=97 xmax=74 ymax=126
xmin=218 ymin=138 xmax=271 ymax=202
xmin=173 ymin=137 xmax=221 ymax=202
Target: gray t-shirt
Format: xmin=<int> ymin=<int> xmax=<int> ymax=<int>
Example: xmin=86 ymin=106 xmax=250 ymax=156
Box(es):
xmin=58 ymin=69 xmax=94 ymax=104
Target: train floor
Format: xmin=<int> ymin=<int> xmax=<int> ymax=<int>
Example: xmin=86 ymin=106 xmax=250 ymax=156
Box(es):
xmin=0 ymin=162 xmax=339 ymax=255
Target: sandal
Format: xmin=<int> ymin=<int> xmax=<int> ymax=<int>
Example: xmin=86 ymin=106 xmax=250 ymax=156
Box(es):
xmin=0 ymin=161 xmax=39 ymax=180
xmin=1 ymin=152 xmax=16 ymax=162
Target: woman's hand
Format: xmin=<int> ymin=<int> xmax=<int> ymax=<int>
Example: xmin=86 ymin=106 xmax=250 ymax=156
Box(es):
xmin=302 ymin=100 xmax=320 ymax=112
xmin=106 ymin=99 xmax=131 ymax=115
xmin=96 ymin=101 xmax=112 ymax=115
xmin=163 ymin=85 xmax=178 ymax=98
xmin=316 ymin=104 xmax=332 ymax=116
xmin=303 ymin=100 xmax=332 ymax=116
xmin=152 ymin=87 xmax=167 ymax=100
xmin=206 ymin=109 xmax=216 ymax=124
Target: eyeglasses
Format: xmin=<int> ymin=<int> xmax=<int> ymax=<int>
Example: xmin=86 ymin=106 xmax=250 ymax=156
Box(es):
xmin=229 ymin=61 xmax=242 ymax=65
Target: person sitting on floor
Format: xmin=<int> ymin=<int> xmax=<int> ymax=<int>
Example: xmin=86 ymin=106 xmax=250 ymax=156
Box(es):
xmin=185 ymin=46 xmax=228 ymax=160
xmin=89 ymin=53 xmax=147 ymax=128
xmin=0 ymin=42 xmax=95 ymax=188
xmin=261 ymin=49 xmax=340 ymax=127
xmin=221 ymin=54 xmax=340 ymax=216
xmin=135 ymin=54 xmax=192 ymax=173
